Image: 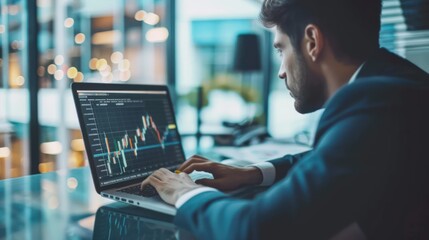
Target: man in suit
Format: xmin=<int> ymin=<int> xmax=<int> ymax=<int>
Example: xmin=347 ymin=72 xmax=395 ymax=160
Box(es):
xmin=141 ymin=0 xmax=429 ymax=239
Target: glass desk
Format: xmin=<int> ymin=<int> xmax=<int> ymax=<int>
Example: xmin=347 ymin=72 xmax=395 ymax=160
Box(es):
xmin=0 ymin=167 xmax=194 ymax=239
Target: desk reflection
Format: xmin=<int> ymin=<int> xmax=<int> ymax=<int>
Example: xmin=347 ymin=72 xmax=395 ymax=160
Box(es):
xmin=92 ymin=203 xmax=194 ymax=240
xmin=0 ymin=167 xmax=196 ymax=239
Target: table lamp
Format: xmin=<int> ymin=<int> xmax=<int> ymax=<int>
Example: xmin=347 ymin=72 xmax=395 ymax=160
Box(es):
xmin=233 ymin=33 xmax=262 ymax=119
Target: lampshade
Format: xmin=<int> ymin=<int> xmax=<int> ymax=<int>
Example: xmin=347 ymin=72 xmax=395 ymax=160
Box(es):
xmin=400 ymin=0 xmax=429 ymax=30
xmin=233 ymin=33 xmax=262 ymax=72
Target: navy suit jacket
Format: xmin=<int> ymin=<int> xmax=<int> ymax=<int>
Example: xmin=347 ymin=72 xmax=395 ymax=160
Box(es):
xmin=175 ymin=49 xmax=429 ymax=240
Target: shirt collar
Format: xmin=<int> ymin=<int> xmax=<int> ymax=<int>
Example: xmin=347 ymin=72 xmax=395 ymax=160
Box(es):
xmin=348 ymin=63 xmax=365 ymax=84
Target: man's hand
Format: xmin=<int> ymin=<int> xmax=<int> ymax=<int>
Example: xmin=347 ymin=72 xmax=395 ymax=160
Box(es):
xmin=140 ymin=168 xmax=201 ymax=205
xmin=178 ymin=155 xmax=263 ymax=191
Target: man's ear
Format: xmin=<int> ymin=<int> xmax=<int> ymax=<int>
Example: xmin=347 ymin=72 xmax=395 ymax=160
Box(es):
xmin=303 ymin=24 xmax=324 ymax=62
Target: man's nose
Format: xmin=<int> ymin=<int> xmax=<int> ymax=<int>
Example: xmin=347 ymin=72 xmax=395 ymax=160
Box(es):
xmin=278 ymin=71 xmax=287 ymax=79
xmin=278 ymin=62 xmax=287 ymax=79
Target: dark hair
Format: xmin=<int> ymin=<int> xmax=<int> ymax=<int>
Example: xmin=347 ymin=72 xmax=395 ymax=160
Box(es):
xmin=260 ymin=0 xmax=382 ymax=62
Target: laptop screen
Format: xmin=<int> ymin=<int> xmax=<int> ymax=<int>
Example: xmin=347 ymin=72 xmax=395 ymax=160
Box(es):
xmin=76 ymin=89 xmax=185 ymax=187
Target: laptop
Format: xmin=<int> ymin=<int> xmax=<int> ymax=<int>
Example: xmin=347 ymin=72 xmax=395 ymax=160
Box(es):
xmin=72 ymin=83 xmax=199 ymax=215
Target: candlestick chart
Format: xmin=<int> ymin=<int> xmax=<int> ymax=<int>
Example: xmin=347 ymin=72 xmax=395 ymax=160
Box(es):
xmin=101 ymin=113 xmax=176 ymax=175
xmin=77 ymin=90 xmax=185 ymax=186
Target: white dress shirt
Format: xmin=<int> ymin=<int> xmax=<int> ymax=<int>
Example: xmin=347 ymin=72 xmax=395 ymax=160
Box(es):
xmin=175 ymin=63 xmax=365 ymax=208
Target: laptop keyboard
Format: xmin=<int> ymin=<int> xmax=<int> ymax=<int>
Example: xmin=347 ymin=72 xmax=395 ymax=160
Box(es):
xmin=117 ymin=170 xmax=214 ymax=198
xmin=119 ymin=184 xmax=159 ymax=197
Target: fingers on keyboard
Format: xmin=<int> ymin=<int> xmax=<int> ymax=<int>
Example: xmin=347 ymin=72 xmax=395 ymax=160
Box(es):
xmin=141 ymin=184 xmax=158 ymax=197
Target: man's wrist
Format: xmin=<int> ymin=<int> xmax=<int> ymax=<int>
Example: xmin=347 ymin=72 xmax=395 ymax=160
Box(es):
xmin=250 ymin=162 xmax=276 ymax=186
xmin=175 ymin=186 xmax=203 ymax=204
xmin=175 ymin=187 xmax=218 ymax=208
xmin=241 ymin=166 xmax=263 ymax=186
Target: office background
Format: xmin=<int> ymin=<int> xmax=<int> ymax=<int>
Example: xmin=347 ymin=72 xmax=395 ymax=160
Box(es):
xmin=0 ymin=0 xmax=428 ymax=179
